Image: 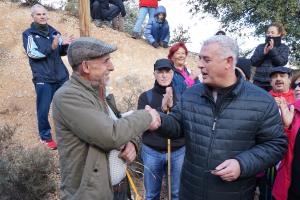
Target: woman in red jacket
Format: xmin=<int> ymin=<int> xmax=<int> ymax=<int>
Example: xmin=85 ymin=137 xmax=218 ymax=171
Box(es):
xmin=272 ymin=71 xmax=300 ymax=200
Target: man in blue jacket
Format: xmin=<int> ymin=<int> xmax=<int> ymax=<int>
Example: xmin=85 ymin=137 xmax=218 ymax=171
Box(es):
xmin=148 ymin=35 xmax=288 ymax=200
xmin=144 ymin=5 xmax=170 ymax=48
xmin=22 ymin=4 xmax=74 ymax=150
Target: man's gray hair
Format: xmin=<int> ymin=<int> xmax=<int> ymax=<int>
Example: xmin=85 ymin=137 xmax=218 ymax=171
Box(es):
xmin=31 ymin=4 xmax=46 ymax=16
xmin=203 ymin=35 xmax=239 ymax=66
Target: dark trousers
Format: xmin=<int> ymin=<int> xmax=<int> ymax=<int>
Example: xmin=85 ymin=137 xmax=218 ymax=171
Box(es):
xmin=34 ymin=82 xmax=63 ymax=141
xmin=91 ymin=2 xmax=120 ymax=21
xmin=256 ymin=167 xmax=277 ymax=200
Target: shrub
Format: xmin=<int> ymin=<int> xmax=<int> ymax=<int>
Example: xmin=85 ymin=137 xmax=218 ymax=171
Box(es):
xmin=0 ymin=124 xmax=16 ymax=150
xmin=170 ymin=24 xmax=191 ymax=45
xmin=123 ymin=1 xmax=139 ymax=34
xmin=0 ymin=124 xmax=56 ymax=200
xmin=114 ymin=74 xmax=144 ymax=112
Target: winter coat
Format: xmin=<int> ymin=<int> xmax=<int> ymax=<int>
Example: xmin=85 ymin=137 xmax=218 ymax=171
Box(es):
xmin=144 ymin=6 xmax=170 ymax=44
xmin=251 ymin=43 xmax=289 ymax=87
xmin=269 ymin=89 xmax=295 ymax=104
xmin=138 ymin=81 xmax=185 ymax=152
xmin=273 ymin=100 xmax=300 ymax=200
xmin=52 ymin=73 xmax=152 ymax=200
xmin=109 ymin=0 xmax=126 ymax=17
xmin=157 ymin=73 xmax=288 ymax=200
xmin=22 ymin=24 xmax=69 ymax=83
xmin=288 ymin=128 xmax=300 ymax=200
xmin=139 ymin=0 xmax=158 ymax=8
xmin=90 ymin=0 xmax=109 ymax=10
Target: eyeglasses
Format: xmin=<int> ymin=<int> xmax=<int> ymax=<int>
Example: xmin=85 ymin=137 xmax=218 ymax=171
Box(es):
xmin=292 ymin=82 xmax=300 ymax=89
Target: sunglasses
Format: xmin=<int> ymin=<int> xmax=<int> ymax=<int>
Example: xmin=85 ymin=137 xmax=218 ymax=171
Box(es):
xmin=292 ymin=82 xmax=300 ymax=89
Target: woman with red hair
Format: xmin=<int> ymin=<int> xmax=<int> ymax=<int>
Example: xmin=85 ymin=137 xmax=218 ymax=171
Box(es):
xmin=168 ymin=42 xmax=201 ymax=96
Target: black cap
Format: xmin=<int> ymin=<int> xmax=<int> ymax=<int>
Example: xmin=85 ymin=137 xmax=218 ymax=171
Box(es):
xmin=269 ymin=66 xmax=292 ymax=77
xmin=236 ymin=58 xmax=251 ymax=80
xmin=154 ymin=58 xmax=174 ymax=71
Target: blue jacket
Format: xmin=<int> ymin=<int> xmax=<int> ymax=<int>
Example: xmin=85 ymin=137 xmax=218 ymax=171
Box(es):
xmin=172 ymin=67 xmax=200 ymax=97
xmin=144 ymin=6 xmax=170 ymax=44
xmin=22 ymin=24 xmax=69 ymax=83
xmin=158 ymin=73 xmax=287 ymax=200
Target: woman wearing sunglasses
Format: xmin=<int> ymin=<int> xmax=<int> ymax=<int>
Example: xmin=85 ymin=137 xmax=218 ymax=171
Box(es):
xmin=272 ymin=71 xmax=300 ymax=200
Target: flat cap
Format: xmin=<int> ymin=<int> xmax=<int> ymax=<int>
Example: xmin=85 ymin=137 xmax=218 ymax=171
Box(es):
xmin=154 ymin=58 xmax=174 ymax=71
xmin=269 ymin=66 xmax=292 ymax=77
xmin=67 ymin=37 xmax=117 ymax=68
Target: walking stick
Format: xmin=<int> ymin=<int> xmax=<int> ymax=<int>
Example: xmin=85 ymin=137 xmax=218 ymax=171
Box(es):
xmin=126 ymin=169 xmax=142 ymax=200
xmin=167 ymin=108 xmax=171 ymax=200
xmin=167 ymin=138 xmax=171 ymax=200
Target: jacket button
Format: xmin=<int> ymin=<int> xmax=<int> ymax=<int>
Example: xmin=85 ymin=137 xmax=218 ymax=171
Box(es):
xmin=93 ymin=169 xmax=98 ymax=172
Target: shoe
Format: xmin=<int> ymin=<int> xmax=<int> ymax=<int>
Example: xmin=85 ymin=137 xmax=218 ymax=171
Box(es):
xmin=131 ymin=32 xmax=140 ymax=39
xmin=94 ymin=20 xmax=103 ymax=27
xmin=40 ymin=139 xmax=57 ymax=150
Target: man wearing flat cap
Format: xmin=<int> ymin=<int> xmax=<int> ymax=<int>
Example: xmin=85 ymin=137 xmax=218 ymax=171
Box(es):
xmin=52 ymin=37 xmax=160 ymax=200
xmin=269 ymin=66 xmax=295 ymax=105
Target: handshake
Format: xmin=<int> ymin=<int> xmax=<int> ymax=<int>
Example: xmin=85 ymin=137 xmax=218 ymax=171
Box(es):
xmin=145 ymin=105 xmax=161 ymax=131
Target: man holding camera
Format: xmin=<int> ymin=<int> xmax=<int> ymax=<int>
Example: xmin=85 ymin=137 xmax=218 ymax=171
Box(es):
xmin=22 ymin=4 xmax=74 ymax=150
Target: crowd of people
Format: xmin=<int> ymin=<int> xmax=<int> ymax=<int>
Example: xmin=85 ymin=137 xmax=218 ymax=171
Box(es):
xmin=90 ymin=0 xmax=170 ymax=48
xmin=22 ymin=3 xmax=300 ymax=200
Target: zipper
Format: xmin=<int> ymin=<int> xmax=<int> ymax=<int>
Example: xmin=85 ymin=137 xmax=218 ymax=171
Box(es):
xmin=212 ymin=118 xmax=217 ymax=131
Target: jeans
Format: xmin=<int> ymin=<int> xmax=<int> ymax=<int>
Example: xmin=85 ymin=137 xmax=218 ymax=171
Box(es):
xmin=34 ymin=82 xmax=63 ymax=141
xmin=133 ymin=7 xmax=156 ymax=34
xmin=141 ymin=144 xmax=185 ymax=200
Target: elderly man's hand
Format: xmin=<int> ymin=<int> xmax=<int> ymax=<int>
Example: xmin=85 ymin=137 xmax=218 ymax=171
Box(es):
xmin=119 ymin=142 xmax=136 ymax=164
xmin=161 ymin=87 xmax=173 ymax=112
xmin=145 ymin=105 xmax=161 ymax=130
xmin=211 ymin=159 xmax=241 ymax=181
xmin=52 ymin=35 xmax=59 ymax=50
xmin=62 ymin=34 xmax=75 ymax=45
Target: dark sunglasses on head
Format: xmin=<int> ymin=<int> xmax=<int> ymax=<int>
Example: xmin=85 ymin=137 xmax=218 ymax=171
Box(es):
xmin=292 ymin=82 xmax=300 ymax=89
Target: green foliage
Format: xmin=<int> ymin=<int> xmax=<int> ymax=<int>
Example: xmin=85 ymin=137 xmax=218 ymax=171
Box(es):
xmin=187 ymin=0 xmax=300 ymax=66
xmin=123 ymin=1 xmax=139 ymax=34
xmin=170 ymin=24 xmax=191 ymax=45
xmin=65 ymin=0 xmax=79 ymax=17
xmin=0 ymin=124 xmax=56 ymax=200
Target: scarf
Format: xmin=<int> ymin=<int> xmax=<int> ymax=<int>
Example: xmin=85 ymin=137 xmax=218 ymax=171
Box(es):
xmin=31 ymin=22 xmax=49 ymax=37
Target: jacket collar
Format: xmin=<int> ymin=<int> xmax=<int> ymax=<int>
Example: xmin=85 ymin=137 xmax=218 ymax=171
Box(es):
xmin=201 ymin=70 xmax=244 ymax=99
xmin=269 ymin=89 xmax=294 ymax=98
xmin=29 ymin=24 xmax=58 ymax=38
xmin=70 ymin=72 xmax=105 ymax=100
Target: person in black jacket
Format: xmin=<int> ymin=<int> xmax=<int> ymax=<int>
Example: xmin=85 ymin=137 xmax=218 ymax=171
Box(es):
xmin=146 ymin=35 xmax=288 ymax=200
xmin=90 ymin=0 xmax=126 ymax=27
xmin=138 ymin=59 xmax=185 ymax=200
xmin=251 ymin=22 xmax=289 ymax=91
xmin=22 ymin=4 xmax=74 ymax=150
